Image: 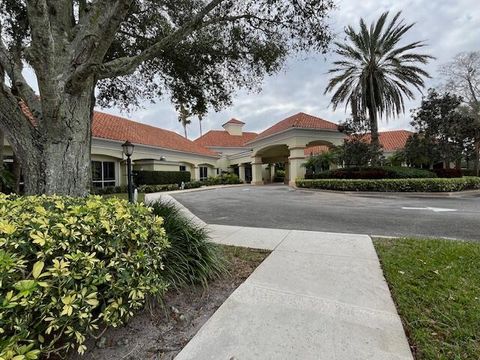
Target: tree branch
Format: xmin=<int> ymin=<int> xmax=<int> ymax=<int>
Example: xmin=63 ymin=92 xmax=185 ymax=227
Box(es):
xmin=77 ymin=0 xmax=228 ymax=80
xmin=25 ymin=0 xmax=55 ymax=78
xmin=0 ymin=26 xmax=42 ymax=119
xmin=66 ymin=0 xmax=134 ymax=91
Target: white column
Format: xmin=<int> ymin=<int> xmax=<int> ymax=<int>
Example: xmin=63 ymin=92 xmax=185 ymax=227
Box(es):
xmin=288 ymin=147 xmax=306 ymax=187
xmin=251 ymin=156 xmax=263 ymax=185
xmin=238 ymin=164 xmax=246 ymax=183
xmin=193 ymin=166 xmax=200 ymax=181
xmin=270 ymin=164 xmax=276 ymax=183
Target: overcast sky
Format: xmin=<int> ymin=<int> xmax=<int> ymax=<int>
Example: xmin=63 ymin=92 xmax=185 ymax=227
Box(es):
xmin=25 ymin=0 xmax=480 ymax=139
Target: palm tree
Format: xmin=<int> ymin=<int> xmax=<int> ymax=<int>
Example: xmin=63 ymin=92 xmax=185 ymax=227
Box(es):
xmin=178 ymin=103 xmax=191 ymax=138
xmin=325 ymin=11 xmax=433 ymax=157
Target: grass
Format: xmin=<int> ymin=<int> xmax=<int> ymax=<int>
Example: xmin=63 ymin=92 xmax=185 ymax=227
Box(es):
xmin=374 ymin=237 xmax=480 ymax=359
xmin=101 ymin=192 xmax=145 ymax=203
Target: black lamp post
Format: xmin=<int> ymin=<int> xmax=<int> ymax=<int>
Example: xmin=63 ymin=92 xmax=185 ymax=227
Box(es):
xmin=122 ymin=140 xmax=135 ymax=203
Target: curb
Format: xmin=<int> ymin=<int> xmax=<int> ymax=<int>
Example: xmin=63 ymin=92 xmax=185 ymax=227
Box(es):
xmin=295 ymin=187 xmax=480 ymax=197
xmin=144 ymin=193 xmax=207 ymax=228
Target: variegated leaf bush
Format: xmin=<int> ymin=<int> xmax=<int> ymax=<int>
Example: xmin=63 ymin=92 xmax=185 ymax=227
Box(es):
xmin=0 ymin=195 xmax=170 ymax=359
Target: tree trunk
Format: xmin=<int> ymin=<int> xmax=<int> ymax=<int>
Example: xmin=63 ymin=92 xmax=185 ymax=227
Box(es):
xmin=368 ymin=74 xmax=380 ymax=165
xmin=14 ymin=88 xmax=94 ymax=196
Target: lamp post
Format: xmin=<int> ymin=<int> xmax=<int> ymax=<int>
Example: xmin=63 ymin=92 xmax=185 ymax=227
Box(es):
xmin=122 ymin=140 xmax=135 ymax=203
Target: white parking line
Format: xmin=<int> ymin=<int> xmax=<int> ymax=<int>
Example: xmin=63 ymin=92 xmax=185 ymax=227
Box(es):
xmin=402 ymin=207 xmax=458 ymax=213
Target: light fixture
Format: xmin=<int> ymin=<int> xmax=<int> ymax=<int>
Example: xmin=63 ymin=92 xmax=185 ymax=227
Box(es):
xmin=122 ymin=140 xmax=135 ymax=157
xmin=121 ymin=140 xmax=135 ymax=203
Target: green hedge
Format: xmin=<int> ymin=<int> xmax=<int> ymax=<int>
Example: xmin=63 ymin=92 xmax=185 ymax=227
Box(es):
xmin=203 ymin=173 xmax=242 ymax=186
xmin=138 ymin=183 xmax=179 ymax=193
xmin=296 ymin=177 xmax=480 ymax=192
xmin=307 ymin=166 xmax=436 ymax=180
xmin=135 ymin=170 xmax=191 ymax=185
xmin=0 ymin=195 xmax=170 ymax=358
xmin=91 ymin=185 xmax=128 ymax=195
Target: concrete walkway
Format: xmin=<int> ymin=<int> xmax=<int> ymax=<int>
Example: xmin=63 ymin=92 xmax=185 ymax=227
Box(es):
xmin=176 ymin=224 xmax=413 ymax=360
xmin=145 ymin=191 xmax=412 ymax=359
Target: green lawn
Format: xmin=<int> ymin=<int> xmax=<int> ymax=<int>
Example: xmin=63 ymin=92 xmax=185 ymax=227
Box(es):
xmin=374 ymin=238 xmax=480 ymax=359
xmin=101 ymin=192 xmax=146 ymax=203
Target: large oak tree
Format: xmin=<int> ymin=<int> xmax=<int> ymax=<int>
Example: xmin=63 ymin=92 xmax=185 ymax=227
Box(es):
xmin=0 ymin=0 xmax=334 ymax=195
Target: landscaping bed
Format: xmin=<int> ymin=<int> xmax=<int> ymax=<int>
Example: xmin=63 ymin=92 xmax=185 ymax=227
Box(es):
xmin=70 ymin=245 xmax=270 ymax=360
xmin=374 ymin=237 xmax=480 ymax=359
xmin=296 ymin=177 xmax=480 ymax=192
xmin=0 ymin=196 xmax=225 ymax=359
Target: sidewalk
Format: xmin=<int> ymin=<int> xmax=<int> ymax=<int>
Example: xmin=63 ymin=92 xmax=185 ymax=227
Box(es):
xmin=175 ymin=224 xmax=413 ymax=360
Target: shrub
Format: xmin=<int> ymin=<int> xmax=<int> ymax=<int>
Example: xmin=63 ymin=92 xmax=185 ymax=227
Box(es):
xmin=463 ymin=169 xmax=480 ymax=177
xmin=91 ymin=185 xmax=127 ymax=195
xmin=184 ymin=181 xmax=203 ymax=189
xmin=307 ymin=166 xmax=436 ymax=180
xmin=138 ymin=183 xmax=179 ymax=193
xmin=135 ymin=170 xmax=191 ymax=186
xmin=296 ymin=177 xmax=480 ymax=192
xmin=204 ymin=173 xmax=242 ymax=186
xmin=150 ymin=201 xmax=226 ymax=287
xmin=0 ymin=195 xmax=169 ymax=358
xmin=432 ymin=168 xmax=463 ymax=178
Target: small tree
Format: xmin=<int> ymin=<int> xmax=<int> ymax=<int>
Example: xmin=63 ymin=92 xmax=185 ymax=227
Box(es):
xmin=403 ymin=133 xmax=440 ymax=168
xmin=410 ymin=89 xmax=476 ymax=168
xmin=303 ymin=150 xmax=338 ymax=173
xmin=178 ymin=103 xmax=191 ymax=138
xmin=440 ymin=51 xmax=480 ymax=174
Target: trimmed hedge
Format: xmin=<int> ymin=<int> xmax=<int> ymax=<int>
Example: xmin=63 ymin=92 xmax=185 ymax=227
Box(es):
xmin=306 ymin=166 xmax=436 ymax=180
xmin=203 ymin=173 xmax=242 ymax=186
xmin=431 ymin=168 xmax=463 ymax=178
xmin=138 ymin=183 xmax=179 ymax=193
xmin=135 ymin=170 xmax=191 ymax=186
xmin=463 ymin=169 xmax=480 ymax=177
xmin=296 ymin=177 xmax=480 ymax=192
xmin=0 ymin=195 xmax=170 ymax=358
xmin=91 ymin=185 xmax=128 ymax=195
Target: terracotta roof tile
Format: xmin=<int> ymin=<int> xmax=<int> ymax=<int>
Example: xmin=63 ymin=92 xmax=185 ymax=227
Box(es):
xmin=222 ymin=118 xmax=245 ymax=126
xmin=252 ymin=112 xmax=339 ymax=142
xmin=360 ymin=130 xmax=414 ymax=152
xmin=305 ymin=130 xmax=414 ymax=155
xmin=195 ymin=130 xmax=258 ymax=148
xmin=92 ymin=111 xmax=219 ymax=157
xmin=304 ymin=145 xmax=331 ymax=156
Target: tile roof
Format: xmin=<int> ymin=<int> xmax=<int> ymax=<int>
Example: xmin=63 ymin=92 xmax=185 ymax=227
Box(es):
xmin=194 ymin=130 xmax=258 ymax=148
xmin=223 ymin=118 xmax=245 ymax=126
xmin=304 ymin=145 xmax=331 ymax=156
xmin=92 ymin=111 xmax=219 ymax=157
xmin=252 ymin=112 xmax=339 ymax=142
xmin=360 ymin=130 xmax=414 ymax=152
xmin=305 ymin=130 xmax=414 ymax=155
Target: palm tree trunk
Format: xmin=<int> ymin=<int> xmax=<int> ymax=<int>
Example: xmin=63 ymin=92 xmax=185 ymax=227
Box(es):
xmin=184 ymin=125 xmax=187 ymax=138
xmin=368 ymin=74 xmax=380 ymax=165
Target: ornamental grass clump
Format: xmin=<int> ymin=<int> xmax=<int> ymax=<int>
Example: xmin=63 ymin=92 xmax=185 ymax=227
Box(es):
xmin=150 ymin=201 xmax=226 ymax=288
xmin=0 ymin=195 xmax=170 ymax=359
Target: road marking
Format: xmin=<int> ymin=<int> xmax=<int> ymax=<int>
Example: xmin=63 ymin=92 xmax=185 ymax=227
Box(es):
xmin=402 ymin=207 xmax=458 ymax=213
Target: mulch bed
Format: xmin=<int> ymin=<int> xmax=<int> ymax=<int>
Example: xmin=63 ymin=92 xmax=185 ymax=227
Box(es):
xmin=71 ymin=246 xmax=269 ymax=360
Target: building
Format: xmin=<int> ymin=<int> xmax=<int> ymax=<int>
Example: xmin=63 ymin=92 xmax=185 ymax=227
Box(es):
xmin=2 ymin=110 xmax=413 ymax=188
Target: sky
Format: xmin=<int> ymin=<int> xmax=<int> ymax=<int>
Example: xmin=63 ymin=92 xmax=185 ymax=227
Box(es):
xmin=25 ymin=0 xmax=480 ymax=139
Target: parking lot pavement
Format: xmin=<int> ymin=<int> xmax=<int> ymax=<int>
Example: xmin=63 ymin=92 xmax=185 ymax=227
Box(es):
xmin=172 ymin=185 xmax=480 ymax=241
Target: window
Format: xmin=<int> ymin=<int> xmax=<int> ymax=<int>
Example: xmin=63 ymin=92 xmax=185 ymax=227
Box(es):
xmin=92 ymin=161 xmax=116 ymax=188
xmin=199 ymin=166 xmax=208 ymax=181
xmin=179 ymin=165 xmax=187 ymax=172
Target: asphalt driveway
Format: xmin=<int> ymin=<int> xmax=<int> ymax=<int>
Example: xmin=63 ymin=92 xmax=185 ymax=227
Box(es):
xmin=172 ymin=185 xmax=480 ymax=241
